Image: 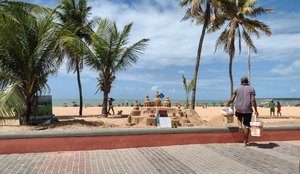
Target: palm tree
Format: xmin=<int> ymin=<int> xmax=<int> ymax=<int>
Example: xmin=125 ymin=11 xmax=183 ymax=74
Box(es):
xmin=86 ymin=19 xmax=149 ymax=117
xmin=179 ymin=0 xmax=216 ymax=110
xmin=210 ymin=0 xmax=272 ymax=97
xmin=182 ymin=75 xmax=195 ymax=108
xmin=0 ymin=4 xmax=64 ymax=124
xmin=57 ymin=0 xmax=94 ymax=116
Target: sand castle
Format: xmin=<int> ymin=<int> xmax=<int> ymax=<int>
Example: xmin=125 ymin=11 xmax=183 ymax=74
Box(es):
xmin=127 ymin=91 xmax=202 ymax=127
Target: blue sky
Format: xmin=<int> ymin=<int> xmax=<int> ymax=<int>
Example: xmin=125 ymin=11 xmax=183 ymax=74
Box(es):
xmin=25 ymin=0 xmax=300 ymax=100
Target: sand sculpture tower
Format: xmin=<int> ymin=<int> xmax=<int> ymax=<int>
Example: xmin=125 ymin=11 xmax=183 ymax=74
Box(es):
xmin=143 ymin=95 xmax=151 ymax=107
xmin=163 ymin=96 xmax=171 ymax=107
xmin=153 ymin=91 xmax=161 ymax=107
xmin=133 ymin=100 xmax=139 ymax=110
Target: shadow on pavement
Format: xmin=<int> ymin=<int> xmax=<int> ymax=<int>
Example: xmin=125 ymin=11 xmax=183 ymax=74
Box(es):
xmin=249 ymin=142 xmax=279 ymax=149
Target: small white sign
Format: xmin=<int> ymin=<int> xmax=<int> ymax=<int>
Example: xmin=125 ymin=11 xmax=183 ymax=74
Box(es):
xmin=159 ymin=117 xmax=172 ymax=128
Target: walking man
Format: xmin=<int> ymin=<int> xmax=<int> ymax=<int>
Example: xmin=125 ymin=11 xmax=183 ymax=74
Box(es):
xmin=226 ymin=76 xmax=259 ymax=146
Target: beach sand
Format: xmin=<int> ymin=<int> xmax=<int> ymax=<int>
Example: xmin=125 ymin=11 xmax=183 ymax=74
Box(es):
xmin=52 ymin=106 xmax=300 ymax=128
xmin=1 ymin=106 xmax=299 ymax=131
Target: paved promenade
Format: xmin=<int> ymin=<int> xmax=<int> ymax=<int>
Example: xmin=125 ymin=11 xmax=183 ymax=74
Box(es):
xmin=0 ymin=141 xmax=299 ymax=174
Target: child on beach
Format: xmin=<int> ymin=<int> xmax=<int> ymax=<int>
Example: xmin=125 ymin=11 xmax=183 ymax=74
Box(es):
xmin=277 ymin=101 xmax=282 ymax=116
xmin=269 ymin=100 xmax=275 ymax=116
xmin=108 ymin=98 xmax=115 ymax=115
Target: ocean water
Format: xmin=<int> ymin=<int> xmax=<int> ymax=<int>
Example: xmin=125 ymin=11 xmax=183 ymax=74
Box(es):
xmin=52 ymin=98 xmax=300 ymax=107
xmin=52 ymin=99 xmax=227 ymax=107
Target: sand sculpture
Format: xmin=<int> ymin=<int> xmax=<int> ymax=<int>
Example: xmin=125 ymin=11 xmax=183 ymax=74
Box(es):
xmin=127 ymin=92 xmax=201 ymax=127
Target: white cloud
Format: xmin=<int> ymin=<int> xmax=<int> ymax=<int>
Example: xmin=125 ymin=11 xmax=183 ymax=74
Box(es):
xmin=168 ymin=88 xmax=176 ymax=93
xmin=44 ymin=0 xmax=300 ymax=99
xmin=89 ymin=0 xmax=209 ymax=69
xmin=178 ymin=70 xmax=186 ymax=74
xmin=150 ymin=85 xmax=161 ymax=92
xmin=290 ymin=88 xmax=296 ymax=94
xmin=272 ymin=60 xmax=300 ymax=76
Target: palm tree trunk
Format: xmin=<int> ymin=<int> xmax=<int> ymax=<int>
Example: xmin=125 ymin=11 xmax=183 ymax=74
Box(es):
xmin=76 ymin=62 xmax=83 ymax=116
xmin=229 ymin=57 xmax=234 ymax=96
xmin=229 ymin=56 xmax=234 ymax=111
xmin=247 ymin=46 xmax=251 ymax=83
xmin=102 ymin=92 xmax=108 ymax=117
xmin=25 ymin=100 xmax=31 ymax=125
xmin=24 ymin=94 xmax=34 ymax=125
xmin=228 ymin=18 xmax=236 ymax=98
xmin=191 ymin=1 xmax=211 ymax=110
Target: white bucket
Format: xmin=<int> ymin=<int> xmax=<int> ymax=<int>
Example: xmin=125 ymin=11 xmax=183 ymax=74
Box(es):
xmin=221 ymin=108 xmax=234 ymax=124
xmin=250 ymin=121 xmax=263 ymax=137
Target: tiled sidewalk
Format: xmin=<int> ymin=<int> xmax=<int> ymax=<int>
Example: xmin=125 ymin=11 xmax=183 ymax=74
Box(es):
xmin=0 ymin=141 xmax=299 ymax=174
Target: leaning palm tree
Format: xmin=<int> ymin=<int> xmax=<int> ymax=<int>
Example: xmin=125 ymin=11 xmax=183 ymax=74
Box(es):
xmin=179 ymin=0 xmax=217 ymax=110
xmin=57 ymin=0 xmax=95 ymax=116
xmin=0 ymin=4 xmax=64 ymax=124
xmin=210 ymin=0 xmax=272 ymax=97
xmin=86 ymin=19 xmax=149 ymax=117
xmin=182 ymin=75 xmax=195 ymax=109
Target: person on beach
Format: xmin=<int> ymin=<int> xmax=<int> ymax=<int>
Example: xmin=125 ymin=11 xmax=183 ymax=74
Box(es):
xmin=277 ymin=101 xmax=282 ymax=116
xmin=269 ymin=100 xmax=275 ymax=116
xmin=108 ymin=98 xmax=115 ymax=115
xmin=226 ymin=76 xmax=259 ymax=146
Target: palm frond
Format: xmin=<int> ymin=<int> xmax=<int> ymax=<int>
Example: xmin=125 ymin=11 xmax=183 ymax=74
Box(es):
xmin=243 ymin=18 xmax=272 ymax=36
xmin=242 ymin=29 xmax=257 ymax=53
xmin=214 ymin=29 xmax=229 ymax=53
xmin=247 ymin=7 xmax=274 ymax=18
xmin=208 ymin=13 xmax=227 ymax=33
xmin=187 ymin=78 xmax=195 ymax=93
xmin=115 ymin=38 xmax=150 ymax=72
xmin=0 ymin=82 xmax=25 ymax=117
xmin=237 ymin=24 xmax=242 ymax=54
xmin=179 ymin=0 xmax=192 ymax=7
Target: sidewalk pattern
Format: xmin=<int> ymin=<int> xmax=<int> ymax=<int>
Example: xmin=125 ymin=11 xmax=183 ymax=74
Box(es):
xmin=0 ymin=141 xmax=299 ymax=174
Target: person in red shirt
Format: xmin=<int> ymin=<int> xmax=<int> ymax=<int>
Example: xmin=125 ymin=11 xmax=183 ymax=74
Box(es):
xmin=277 ymin=101 xmax=282 ymax=116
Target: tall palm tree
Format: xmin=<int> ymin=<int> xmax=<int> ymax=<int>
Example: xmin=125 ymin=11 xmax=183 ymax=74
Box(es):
xmin=210 ymin=0 xmax=272 ymax=97
xmin=182 ymin=75 xmax=195 ymax=108
xmin=0 ymin=3 xmax=64 ymax=124
xmin=57 ymin=0 xmax=94 ymax=116
xmin=179 ymin=0 xmax=216 ymax=110
xmin=86 ymin=19 xmax=149 ymax=117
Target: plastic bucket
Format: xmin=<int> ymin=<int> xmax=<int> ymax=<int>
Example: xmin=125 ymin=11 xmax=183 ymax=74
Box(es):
xmin=221 ymin=108 xmax=234 ymax=124
xmin=223 ymin=115 xmax=234 ymax=124
xmin=250 ymin=122 xmax=263 ymax=137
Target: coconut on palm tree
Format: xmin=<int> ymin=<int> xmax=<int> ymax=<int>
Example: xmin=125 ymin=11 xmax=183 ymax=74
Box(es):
xmin=57 ymin=0 xmax=95 ymax=116
xmin=0 ymin=4 xmax=64 ymax=124
xmin=86 ymin=19 xmax=149 ymax=117
xmin=210 ymin=0 xmax=272 ymax=97
xmin=180 ymin=0 xmax=216 ymax=110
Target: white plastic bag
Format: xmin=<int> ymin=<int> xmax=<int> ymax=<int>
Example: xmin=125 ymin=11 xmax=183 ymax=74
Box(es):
xmin=220 ymin=107 xmax=234 ymax=116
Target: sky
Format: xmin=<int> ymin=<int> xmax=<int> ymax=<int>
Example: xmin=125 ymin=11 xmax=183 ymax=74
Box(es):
xmin=25 ymin=0 xmax=300 ymax=100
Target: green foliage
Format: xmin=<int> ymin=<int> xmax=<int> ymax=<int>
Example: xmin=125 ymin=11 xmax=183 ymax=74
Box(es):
xmin=0 ymin=82 xmax=24 ymax=117
xmin=210 ymin=0 xmax=272 ymax=96
xmin=182 ymin=74 xmax=195 ymax=108
xmin=179 ymin=0 xmax=217 ymax=110
xmin=57 ymin=0 xmax=96 ymax=116
xmin=211 ymin=0 xmax=273 ymax=56
xmin=57 ymin=0 xmax=95 ymax=72
xmin=0 ymin=2 xmax=64 ymax=121
xmin=86 ymin=18 xmax=149 ymax=116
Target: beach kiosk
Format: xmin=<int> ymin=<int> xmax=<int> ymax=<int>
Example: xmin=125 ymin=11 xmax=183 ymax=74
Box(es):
xmin=29 ymin=95 xmax=53 ymax=124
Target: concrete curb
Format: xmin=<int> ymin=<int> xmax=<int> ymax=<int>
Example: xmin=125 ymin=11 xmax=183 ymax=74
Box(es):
xmin=1 ymin=125 xmax=299 ymax=154
xmin=0 ymin=125 xmax=299 ymax=139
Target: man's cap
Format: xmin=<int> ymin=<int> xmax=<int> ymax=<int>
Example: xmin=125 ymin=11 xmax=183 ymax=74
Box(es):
xmin=241 ymin=76 xmax=249 ymax=85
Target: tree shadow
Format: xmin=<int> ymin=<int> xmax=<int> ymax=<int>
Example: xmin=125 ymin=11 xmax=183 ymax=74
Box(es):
xmin=248 ymin=142 xmax=280 ymax=149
